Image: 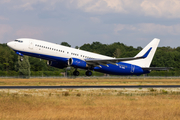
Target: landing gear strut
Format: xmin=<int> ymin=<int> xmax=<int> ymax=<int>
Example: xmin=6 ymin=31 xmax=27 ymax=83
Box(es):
xmin=86 ymin=71 xmax=92 ymax=76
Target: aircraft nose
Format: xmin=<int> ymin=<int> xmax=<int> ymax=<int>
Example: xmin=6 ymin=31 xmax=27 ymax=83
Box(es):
xmin=7 ymin=41 xmax=13 ymax=48
xmin=7 ymin=42 xmax=10 ymax=47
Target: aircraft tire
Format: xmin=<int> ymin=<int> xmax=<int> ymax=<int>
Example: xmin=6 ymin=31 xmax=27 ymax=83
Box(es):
xmin=86 ymin=71 xmax=92 ymax=76
xmin=73 ymin=71 xmax=79 ymax=76
xmin=20 ymin=57 xmax=23 ymax=62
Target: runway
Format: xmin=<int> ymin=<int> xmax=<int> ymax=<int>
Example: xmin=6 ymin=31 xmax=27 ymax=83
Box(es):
xmin=0 ymin=85 xmax=180 ymax=89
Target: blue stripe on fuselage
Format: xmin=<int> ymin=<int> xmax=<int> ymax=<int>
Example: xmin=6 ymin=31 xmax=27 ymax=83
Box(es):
xmin=14 ymin=50 xmax=69 ymax=64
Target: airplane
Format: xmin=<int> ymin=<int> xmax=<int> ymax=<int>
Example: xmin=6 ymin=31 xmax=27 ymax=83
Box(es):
xmin=7 ymin=38 xmax=171 ymax=76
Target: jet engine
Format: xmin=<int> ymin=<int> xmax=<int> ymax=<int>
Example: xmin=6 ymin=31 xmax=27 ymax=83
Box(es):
xmin=68 ymin=58 xmax=88 ymax=69
xmin=47 ymin=60 xmax=67 ymax=69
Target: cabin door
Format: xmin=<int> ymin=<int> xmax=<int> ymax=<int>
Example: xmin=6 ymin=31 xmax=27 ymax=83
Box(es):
xmin=29 ymin=40 xmax=34 ymax=50
xmin=131 ymin=65 xmax=135 ymax=73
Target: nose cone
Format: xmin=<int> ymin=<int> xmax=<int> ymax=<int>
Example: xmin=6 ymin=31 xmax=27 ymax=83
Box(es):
xmin=7 ymin=42 xmax=10 ymax=47
xmin=7 ymin=41 xmax=14 ymax=49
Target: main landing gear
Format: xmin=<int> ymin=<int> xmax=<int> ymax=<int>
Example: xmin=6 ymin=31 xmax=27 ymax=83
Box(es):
xmin=73 ymin=70 xmax=80 ymax=76
xmin=73 ymin=69 xmax=92 ymax=76
xmin=86 ymin=70 xmax=92 ymax=76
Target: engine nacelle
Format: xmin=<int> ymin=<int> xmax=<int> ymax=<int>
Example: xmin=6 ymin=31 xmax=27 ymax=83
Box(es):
xmin=68 ymin=58 xmax=88 ymax=68
xmin=47 ymin=60 xmax=67 ymax=69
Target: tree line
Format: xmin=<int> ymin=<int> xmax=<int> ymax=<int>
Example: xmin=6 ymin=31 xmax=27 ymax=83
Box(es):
xmin=0 ymin=41 xmax=180 ymax=76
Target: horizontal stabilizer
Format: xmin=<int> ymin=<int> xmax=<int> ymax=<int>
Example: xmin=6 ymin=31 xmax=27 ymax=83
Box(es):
xmin=142 ymin=67 xmax=173 ymax=71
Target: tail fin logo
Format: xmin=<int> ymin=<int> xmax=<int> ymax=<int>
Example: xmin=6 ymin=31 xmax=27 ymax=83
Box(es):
xmin=141 ymin=47 xmax=152 ymax=58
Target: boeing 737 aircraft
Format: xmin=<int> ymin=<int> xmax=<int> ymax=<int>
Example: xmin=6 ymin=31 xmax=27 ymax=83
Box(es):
xmin=7 ymin=38 xmax=170 ymax=76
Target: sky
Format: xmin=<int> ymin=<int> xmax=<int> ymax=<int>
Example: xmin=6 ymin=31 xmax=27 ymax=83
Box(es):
xmin=0 ymin=0 xmax=180 ymax=48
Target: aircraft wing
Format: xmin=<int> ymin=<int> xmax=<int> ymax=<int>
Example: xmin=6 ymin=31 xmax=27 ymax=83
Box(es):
xmin=142 ymin=67 xmax=173 ymax=71
xmin=86 ymin=57 xmax=144 ymax=66
xmin=85 ymin=47 xmax=152 ymax=66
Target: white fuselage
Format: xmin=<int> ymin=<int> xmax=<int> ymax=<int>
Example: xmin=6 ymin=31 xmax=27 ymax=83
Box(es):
xmin=7 ymin=38 xmax=113 ymax=61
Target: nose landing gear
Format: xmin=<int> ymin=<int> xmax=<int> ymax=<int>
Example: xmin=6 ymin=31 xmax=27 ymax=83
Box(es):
xmin=20 ymin=57 xmax=23 ymax=61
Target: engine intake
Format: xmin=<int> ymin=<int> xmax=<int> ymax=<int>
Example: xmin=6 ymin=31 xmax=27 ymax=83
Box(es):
xmin=68 ymin=58 xmax=88 ymax=68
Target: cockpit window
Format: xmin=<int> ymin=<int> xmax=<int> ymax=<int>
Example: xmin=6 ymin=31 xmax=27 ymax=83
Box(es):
xmin=14 ymin=40 xmax=23 ymax=43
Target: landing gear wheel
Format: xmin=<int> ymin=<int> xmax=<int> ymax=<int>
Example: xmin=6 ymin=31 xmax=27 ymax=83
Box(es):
xmin=86 ymin=71 xmax=92 ymax=76
xmin=20 ymin=57 xmax=23 ymax=61
xmin=73 ymin=71 xmax=80 ymax=76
